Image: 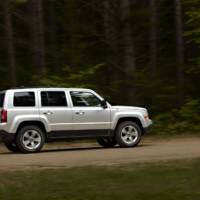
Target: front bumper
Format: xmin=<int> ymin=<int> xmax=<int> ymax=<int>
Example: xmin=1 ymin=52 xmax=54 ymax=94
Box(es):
xmin=143 ymin=122 xmax=153 ymax=134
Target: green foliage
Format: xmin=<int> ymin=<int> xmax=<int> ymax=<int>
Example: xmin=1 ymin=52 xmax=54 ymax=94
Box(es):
xmin=33 ymin=63 xmax=104 ymax=89
xmin=184 ymin=0 xmax=200 ymax=75
xmin=11 ymin=0 xmax=28 ymax=3
xmin=1 ymin=0 xmax=200 ymax=135
xmin=154 ymin=99 xmax=200 ymax=135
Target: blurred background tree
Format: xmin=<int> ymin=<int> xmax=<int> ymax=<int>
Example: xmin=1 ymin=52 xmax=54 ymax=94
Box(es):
xmin=0 ymin=0 xmax=200 ymax=134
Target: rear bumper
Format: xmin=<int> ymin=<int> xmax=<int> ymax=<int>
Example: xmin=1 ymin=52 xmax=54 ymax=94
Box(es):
xmin=0 ymin=130 xmax=15 ymax=142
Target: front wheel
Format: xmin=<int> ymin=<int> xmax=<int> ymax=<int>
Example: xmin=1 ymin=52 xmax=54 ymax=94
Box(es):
xmin=115 ymin=121 xmax=142 ymax=147
xmin=16 ymin=125 xmax=45 ymax=153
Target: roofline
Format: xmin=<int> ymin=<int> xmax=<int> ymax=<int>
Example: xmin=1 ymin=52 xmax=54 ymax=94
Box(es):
xmin=5 ymin=87 xmax=92 ymax=91
xmin=9 ymin=86 xmax=64 ymax=89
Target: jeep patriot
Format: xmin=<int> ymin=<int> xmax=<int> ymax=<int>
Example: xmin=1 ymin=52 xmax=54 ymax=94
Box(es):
xmin=0 ymin=88 xmax=152 ymax=153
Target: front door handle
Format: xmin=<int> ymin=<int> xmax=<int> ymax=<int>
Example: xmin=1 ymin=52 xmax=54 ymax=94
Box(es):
xmin=43 ymin=111 xmax=53 ymax=115
xmin=75 ymin=111 xmax=85 ymax=115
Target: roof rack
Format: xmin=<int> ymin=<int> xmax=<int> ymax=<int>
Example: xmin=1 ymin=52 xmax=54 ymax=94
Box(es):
xmin=9 ymin=86 xmax=61 ymax=89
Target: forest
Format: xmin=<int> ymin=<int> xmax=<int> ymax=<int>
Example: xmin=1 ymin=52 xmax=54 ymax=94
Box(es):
xmin=0 ymin=0 xmax=200 ymax=135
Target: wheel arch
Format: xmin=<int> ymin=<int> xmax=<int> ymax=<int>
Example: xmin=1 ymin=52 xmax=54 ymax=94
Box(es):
xmin=114 ymin=117 xmax=144 ymax=134
xmin=16 ymin=121 xmax=47 ymax=139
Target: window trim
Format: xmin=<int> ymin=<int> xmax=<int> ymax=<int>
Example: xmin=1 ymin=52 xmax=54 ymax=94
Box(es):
xmin=70 ymin=91 xmax=102 ymax=107
xmin=13 ymin=91 xmax=36 ymax=107
xmin=0 ymin=92 xmax=5 ymax=107
xmin=40 ymin=91 xmax=68 ymax=107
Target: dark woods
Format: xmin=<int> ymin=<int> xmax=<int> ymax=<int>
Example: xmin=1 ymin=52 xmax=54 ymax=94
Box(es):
xmin=0 ymin=0 xmax=200 ymax=134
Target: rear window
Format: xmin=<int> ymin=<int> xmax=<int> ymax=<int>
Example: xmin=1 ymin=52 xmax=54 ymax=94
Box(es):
xmin=41 ymin=91 xmax=67 ymax=107
xmin=0 ymin=92 xmax=5 ymax=107
xmin=14 ymin=92 xmax=35 ymax=107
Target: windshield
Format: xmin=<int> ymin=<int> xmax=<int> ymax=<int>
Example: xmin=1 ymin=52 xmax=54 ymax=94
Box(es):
xmin=0 ymin=92 xmax=5 ymax=107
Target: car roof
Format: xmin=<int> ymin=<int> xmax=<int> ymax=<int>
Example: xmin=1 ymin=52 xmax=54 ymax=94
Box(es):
xmin=5 ymin=87 xmax=93 ymax=92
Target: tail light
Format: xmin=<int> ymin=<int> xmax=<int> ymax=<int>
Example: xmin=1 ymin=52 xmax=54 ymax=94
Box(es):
xmin=1 ymin=109 xmax=7 ymax=123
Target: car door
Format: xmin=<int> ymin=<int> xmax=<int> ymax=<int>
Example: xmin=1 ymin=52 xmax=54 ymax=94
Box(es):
xmin=38 ymin=90 xmax=72 ymax=131
xmin=70 ymin=91 xmax=111 ymax=131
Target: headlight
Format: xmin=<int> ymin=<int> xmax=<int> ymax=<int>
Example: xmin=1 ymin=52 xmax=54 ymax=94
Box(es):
xmin=143 ymin=109 xmax=150 ymax=120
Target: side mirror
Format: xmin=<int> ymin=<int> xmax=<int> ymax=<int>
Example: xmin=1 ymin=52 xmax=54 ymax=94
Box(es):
xmin=101 ymin=100 xmax=108 ymax=109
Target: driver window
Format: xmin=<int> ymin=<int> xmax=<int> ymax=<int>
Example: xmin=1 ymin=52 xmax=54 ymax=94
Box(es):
xmin=70 ymin=91 xmax=101 ymax=107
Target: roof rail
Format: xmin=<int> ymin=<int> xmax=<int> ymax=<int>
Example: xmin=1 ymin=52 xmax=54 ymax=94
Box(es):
xmin=9 ymin=86 xmax=61 ymax=89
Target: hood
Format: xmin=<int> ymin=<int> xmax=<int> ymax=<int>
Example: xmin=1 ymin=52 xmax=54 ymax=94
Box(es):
xmin=112 ymin=106 xmax=148 ymax=115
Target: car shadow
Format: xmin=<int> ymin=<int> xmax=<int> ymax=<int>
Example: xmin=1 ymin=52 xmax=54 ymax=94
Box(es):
xmin=43 ymin=143 xmax=151 ymax=153
xmin=0 ymin=143 xmax=152 ymax=155
xmin=42 ymin=146 xmax=105 ymax=153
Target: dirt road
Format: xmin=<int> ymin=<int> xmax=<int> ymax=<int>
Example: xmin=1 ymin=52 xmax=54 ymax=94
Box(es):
xmin=0 ymin=137 xmax=200 ymax=171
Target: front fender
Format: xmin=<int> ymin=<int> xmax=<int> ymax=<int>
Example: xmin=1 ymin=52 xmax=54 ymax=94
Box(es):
xmin=111 ymin=112 xmax=145 ymax=130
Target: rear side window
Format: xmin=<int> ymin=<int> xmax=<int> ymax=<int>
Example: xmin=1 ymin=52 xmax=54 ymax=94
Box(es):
xmin=0 ymin=92 xmax=5 ymax=107
xmin=14 ymin=92 xmax=35 ymax=107
xmin=41 ymin=91 xmax=67 ymax=107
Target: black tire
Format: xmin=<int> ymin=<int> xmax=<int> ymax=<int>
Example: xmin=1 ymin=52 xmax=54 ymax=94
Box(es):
xmin=4 ymin=141 xmax=20 ymax=153
xmin=16 ymin=125 xmax=45 ymax=153
xmin=115 ymin=121 xmax=142 ymax=147
xmin=97 ymin=138 xmax=117 ymax=148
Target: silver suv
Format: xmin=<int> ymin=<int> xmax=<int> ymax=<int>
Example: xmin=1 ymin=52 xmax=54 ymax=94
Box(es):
xmin=0 ymin=88 xmax=152 ymax=153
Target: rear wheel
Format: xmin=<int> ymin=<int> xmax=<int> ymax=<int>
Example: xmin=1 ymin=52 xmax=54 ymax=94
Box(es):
xmin=97 ymin=138 xmax=117 ymax=148
xmin=4 ymin=141 xmax=20 ymax=152
xmin=16 ymin=125 xmax=45 ymax=153
xmin=115 ymin=121 xmax=142 ymax=147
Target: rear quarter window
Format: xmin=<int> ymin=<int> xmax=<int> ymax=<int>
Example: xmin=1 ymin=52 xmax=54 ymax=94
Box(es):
xmin=0 ymin=92 xmax=5 ymax=107
xmin=14 ymin=92 xmax=35 ymax=107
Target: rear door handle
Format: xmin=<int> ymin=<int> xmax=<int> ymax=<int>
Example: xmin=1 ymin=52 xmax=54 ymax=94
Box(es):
xmin=75 ymin=111 xmax=85 ymax=115
xmin=43 ymin=111 xmax=53 ymax=115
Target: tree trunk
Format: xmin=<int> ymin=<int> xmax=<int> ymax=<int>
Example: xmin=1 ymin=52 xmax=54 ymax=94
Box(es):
xmin=149 ymin=0 xmax=158 ymax=77
xmin=29 ymin=0 xmax=46 ymax=75
xmin=120 ymin=0 xmax=135 ymax=74
xmin=175 ymin=0 xmax=185 ymax=106
xmin=3 ymin=0 xmax=17 ymax=85
xmin=120 ymin=0 xmax=136 ymax=104
xmin=48 ymin=0 xmax=57 ymax=71
xmin=103 ymin=1 xmax=119 ymax=84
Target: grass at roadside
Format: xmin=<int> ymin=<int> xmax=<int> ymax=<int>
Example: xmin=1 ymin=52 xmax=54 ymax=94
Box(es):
xmin=0 ymin=159 xmax=200 ymax=200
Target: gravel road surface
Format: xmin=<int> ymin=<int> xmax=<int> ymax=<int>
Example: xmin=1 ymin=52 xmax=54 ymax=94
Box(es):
xmin=0 ymin=137 xmax=200 ymax=171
